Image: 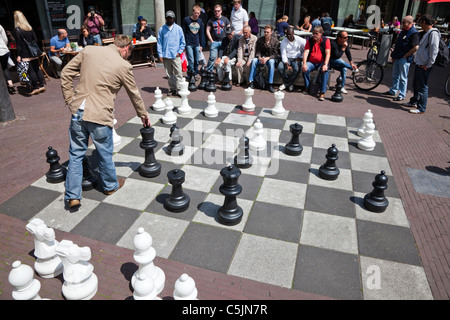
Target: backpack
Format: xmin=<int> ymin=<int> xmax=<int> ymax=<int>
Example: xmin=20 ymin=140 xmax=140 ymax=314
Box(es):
xmin=17 ymin=61 xmax=31 ymax=85
xmin=253 ymin=65 xmax=267 ymax=89
xmin=426 ymin=29 xmax=449 ymax=68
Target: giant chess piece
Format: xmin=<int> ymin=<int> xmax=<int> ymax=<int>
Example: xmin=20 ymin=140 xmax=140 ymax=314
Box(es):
xmin=221 ymin=71 xmax=232 ymax=91
xmin=187 ymin=69 xmax=198 ymax=92
xmin=162 ymin=98 xmax=177 ymax=125
xmin=167 ymin=123 xmax=185 ymax=156
xmin=56 ymin=240 xmax=98 ymax=300
xmin=82 ymin=156 xmax=98 ymax=191
xmin=45 ymin=146 xmax=66 ymax=183
xmin=234 ymin=134 xmax=253 ymax=168
xmin=357 ymin=109 xmax=373 ymax=137
xmin=217 ymin=165 xmax=243 ymax=226
xmin=249 ymin=119 xmax=266 ymax=151
xmin=131 ymin=227 xmax=166 ymax=295
xmin=198 ymin=66 xmax=208 ymax=90
xmin=139 ymin=124 xmax=161 ymax=178
xmin=8 ymin=261 xmax=43 ymax=300
xmin=331 ymin=75 xmax=344 ymax=102
xmin=152 ymin=87 xmax=166 ymax=111
xmin=272 ymin=90 xmax=286 ymax=116
xmin=319 ymin=144 xmax=340 ymax=180
xmin=164 ymin=169 xmax=190 ymax=212
xmin=358 ymin=122 xmax=376 ymax=151
xmin=284 ymin=123 xmax=303 ymax=156
xmin=205 ymin=70 xmax=217 ymax=92
xmin=364 ymin=170 xmax=389 ymax=213
xmin=204 ymin=92 xmax=219 ymax=118
xmin=242 ymin=87 xmax=255 ymax=112
xmin=113 ymin=118 xmax=121 ymax=147
xmin=173 ymin=273 xmax=198 ymax=300
xmin=178 ymin=80 xmax=192 ymax=115
xmin=25 ymin=218 xmax=63 ymax=279
xmin=133 ymin=272 xmax=160 ymax=300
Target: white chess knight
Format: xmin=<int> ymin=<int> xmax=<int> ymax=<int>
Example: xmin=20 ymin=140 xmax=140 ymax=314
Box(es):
xmin=357 ymin=109 xmax=373 ymax=137
xmin=113 ymin=118 xmax=121 ymax=147
xmin=249 ymin=119 xmax=266 ymax=151
xmin=173 ymin=273 xmax=198 ymax=300
xmin=162 ymin=98 xmax=177 ymax=124
xmin=152 ymin=87 xmax=165 ymax=111
xmin=133 ymin=272 xmax=161 ymax=300
xmin=8 ymin=261 xmax=44 ymax=300
xmin=131 ymin=228 xmax=165 ymax=295
xmin=204 ymin=92 xmax=219 ymax=118
xmin=242 ymin=87 xmax=255 ymax=112
xmin=358 ymin=121 xmax=376 ymax=151
xmin=25 ymin=218 xmax=63 ymax=279
xmin=178 ymin=79 xmax=192 ymax=115
xmin=272 ymin=90 xmax=286 ymax=116
xmin=56 ymin=240 xmax=98 ymax=300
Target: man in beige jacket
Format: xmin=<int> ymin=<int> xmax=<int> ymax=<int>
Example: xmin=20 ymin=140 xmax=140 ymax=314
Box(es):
xmin=235 ymin=25 xmax=257 ymax=85
xmin=61 ymin=35 xmax=150 ymax=208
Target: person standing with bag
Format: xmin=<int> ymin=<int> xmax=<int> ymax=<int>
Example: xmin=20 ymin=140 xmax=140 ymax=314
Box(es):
xmin=83 ymin=6 xmax=105 ymax=45
xmin=14 ymin=10 xmax=45 ymax=95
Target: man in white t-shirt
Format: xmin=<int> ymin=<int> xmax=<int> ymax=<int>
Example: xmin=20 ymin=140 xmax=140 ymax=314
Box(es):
xmin=230 ymin=0 xmax=249 ymax=37
xmin=277 ymin=27 xmax=305 ymax=92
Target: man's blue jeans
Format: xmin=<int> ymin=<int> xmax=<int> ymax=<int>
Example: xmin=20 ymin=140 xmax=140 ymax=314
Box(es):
xmin=65 ymin=109 xmax=118 ymax=201
xmin=303 ymin=62 xmax=329 ymax=93
xmin=277 ymin=59 xmax=301 ymax=87
xmin=330 ymin=58 xmax=352 ymax=87
xmin=186 ymin=45 xmax=201 ymax=75
xmin=249 ymin=58 xmax=276 ymax=84
xmin=389 ymin=58 xmax=411 ymax=99
xmin=93 ymin=34 xmax=102 ymax=46
xmin=207 ymin=40 xmax=222 ymax=71
xmin=409 ymin=64 xmax=432 ymax=113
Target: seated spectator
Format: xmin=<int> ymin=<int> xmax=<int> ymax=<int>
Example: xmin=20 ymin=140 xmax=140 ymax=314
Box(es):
xmin=356 ymin=13 xmax=366 ymax=25
xmin=388 ymin=16 xmax=400 ymax=29
xmin=248 ymin=25 xmax=279 ymax=93
xmin=301 ymin=26 xmax=331 ymax=101
xmin=49 ymin=28 xmax=70 ymax=77
xmin=78 ymin=25 xmax=95 ymax=47
xmin=215 ymin=27 xmax=240 ymax=88
xmin=134 ymin=18 xmax=154 ymax=40
xmin=277 ymin=27 xmax=305 ymax=92
xmin=249 ymin=12 xmax=259 ymax=36
xmin=320 ymin=12 xmax=333 ymax=36
xmin=132 ymin=16 xmax=144 ymax=35
xmin=329 ymin=31 xmax=358 ymax=94
xmin=276 ymin=15 xmax=291 ymax=39
xmin=235 ymin=25 xmax=258 ymax=85
xmin=298 ymin=15 xmax=312 ymax=32
xmin=342 ymin=14 xmax=354 ymax=28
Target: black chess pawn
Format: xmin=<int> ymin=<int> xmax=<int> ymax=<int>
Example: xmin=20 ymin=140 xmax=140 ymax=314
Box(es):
xmin=188 ymin=69 xmax=198 ymax=92
xmin=284 ymin=123 xmax=303 ymax=156
xmin=205 ymin=70 xmax=217 ymax=92
xmin=81 ymin=156 xmax=97 ymax=191
xmin=318 ymin=144 xmax=340 ymax=180
xmin=167 ymin=123 xmax=184 ymax=156
xmin=234 ymin=134 xmax=253 ymax=168
xmin=217 ymin=165 xmax=243 ymax=226
xmin=164 ymin=169 xmax=190 ymax=212
xmin=364 ymin=170 xmax=389 ymax=213
xmin=221 ymin=71 xmax=232 ymax=91
xmin=45 ymin=146 xmax=66 ymax=183
xmin=331 ymin=75 xmax=344 ymax=103
xmin=139 ymin=124 xmax=161 ymax=178
xmin=198 ymin=66 xmax=208 ymax=90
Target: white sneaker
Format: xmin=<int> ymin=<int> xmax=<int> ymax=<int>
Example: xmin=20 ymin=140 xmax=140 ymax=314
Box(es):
xmin=341 ymin=88 xmax=348 ymax=94
xmin=279 ymin=84 xmax=286 ymax=91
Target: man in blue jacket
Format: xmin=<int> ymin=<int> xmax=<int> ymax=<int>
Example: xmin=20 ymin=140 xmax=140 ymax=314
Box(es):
xmin=157 ymin=11 xmax=186 ymax=96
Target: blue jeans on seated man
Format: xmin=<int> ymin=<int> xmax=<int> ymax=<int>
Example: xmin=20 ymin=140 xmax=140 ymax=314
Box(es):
xmin=206 ymin=40 xmax=222 ymax=71
xmin=65 ymin=109 xmax=118 ymax=201
xmin=248 ymin=57 xmax=276 ymax=84
xmin=303 ymin=62 xmax=329 ymax=93
xmin=186 ymin=45 xmax=201 ymax=75
xmin=388 ymin=58 xmax=411 ymax=100
xmin=409 ymin=64 xmax=432 ymax=113
xmin=330 ymin=58 xmax=352 ymax=87
xmin=277 ymin=59 xmax=301 ymax=88
xmin=93 ymin=34 xmax=102 ymax=45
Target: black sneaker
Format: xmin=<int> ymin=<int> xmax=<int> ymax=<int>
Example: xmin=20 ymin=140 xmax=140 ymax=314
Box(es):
xmin=268 ymin=85 xmax=275 ymax=93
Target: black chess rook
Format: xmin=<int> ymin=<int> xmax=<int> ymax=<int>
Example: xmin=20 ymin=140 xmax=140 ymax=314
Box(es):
xmin=234 ymin=134 xmax=253 ymax=168
xmin=81 ymin=156 xmax=97 ymax=191
xmin=139 ymin=125 xmax=161 ymax=178
xmin=45 ymin=146 xmax=66 ymax=183
xmin=164 ymin=169 xmax=190 ymax=212
xmin=167 ymin=123 xmax=185 ymax=156
xmin=284 ymin=123 xmax=303 ymax=156
xmin=364 ymin=170 xmax=389 ymax=212
xmin=217 ymin=165 xmax=243 ymax=226
xmin=331 ymin=75 xmax=344 ymax=103
xmin=319 ymin=144 xmax=340 ymax=180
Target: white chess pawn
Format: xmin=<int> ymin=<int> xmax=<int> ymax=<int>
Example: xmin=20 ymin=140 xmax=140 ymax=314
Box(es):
xmin=204 ymin=92 xmax=219 ymax=118
xmin=242 ymin=87 xmax=255 ymax=112
xmin=173 ymin=273 xmax=198 ymax=300
xmin=131 ymin=228 xmax=166 ymax=295
xmin=272 ymin=90 xmax=286 ymax=116
xmin=25 ymin=218 xmax=63 ymax=279
xmin=133 ymin=273 xmax=161 ymax=300
xmin=8 ymin=261 xmax=43 ymax=300
xmin=56 ymin=240 xmax=98 ymax=300
xmin=152 ymin=87 xmax=166 ymax=111
xmin=357 ymin=109 xmax=373 ymax=137
xmin=113 ymin=118 xmax=122 ymax=147
xmin=162 ymin=98 xmax=177 ymax=124
xmin=249 ymin=119 xmax=266 ymax=151
xmin=358 ymin=122 xmax=376 ymax=151
xmin=178 ymin=80 xmax=192 ymax=115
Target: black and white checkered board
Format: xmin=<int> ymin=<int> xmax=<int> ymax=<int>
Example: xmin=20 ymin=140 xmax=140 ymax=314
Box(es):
xmin=0 ymin=97 xmax=433 ymax=300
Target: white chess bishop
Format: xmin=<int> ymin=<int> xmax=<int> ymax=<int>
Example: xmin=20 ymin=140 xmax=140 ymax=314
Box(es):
xmin=358 ymin=121 xmax=376 ymax=151
xmin=173 ymin=273 xmax=198 ymax=300
xmin=357 ymin=109 xmax=373 ymax=137
xmin=242 ymin=87 xmax=255 ymax=112
xmin=8 ymin=261 xmax=44 ymax=300
xmin=25 ymin=218 xmax=63 ymax=279
xmin=178 ymin=79 xmax=192 ymax=115
xmin=249 ymin=119 xmax=266 ymax=151
xmin=152 ymin=87 xmax=166 ymax=111
xmin=162 ymin=98 xmax=177 ymax=124
xmin=56 ymin=240 xmax=98 ymax=300
xmin=131 ymin=228 xmax=166 ymax=295
xmin=272 ymin=90 xmax=286 ymax=116
xmin=204 ymin=92 xmax=219 ymax=118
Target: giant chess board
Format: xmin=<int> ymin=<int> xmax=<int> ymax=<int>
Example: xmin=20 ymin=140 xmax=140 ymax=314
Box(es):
xmin=0 ymin=96 xmax=433 ymax=300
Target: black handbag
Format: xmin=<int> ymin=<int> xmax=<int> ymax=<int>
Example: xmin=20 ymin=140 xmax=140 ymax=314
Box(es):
xmin=17 ymin=28 xmax=43 ymax=58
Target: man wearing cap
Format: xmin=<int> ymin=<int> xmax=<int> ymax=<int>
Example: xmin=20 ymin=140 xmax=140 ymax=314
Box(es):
xmin=132 ymin=16 xmax=144 ymax=35
xmin=157 ymin=11 xmax=186 ymax=96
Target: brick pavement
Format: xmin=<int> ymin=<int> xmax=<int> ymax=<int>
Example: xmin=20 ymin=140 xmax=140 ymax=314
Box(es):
xmin=0 ymin=46 xmax=449 ymax=300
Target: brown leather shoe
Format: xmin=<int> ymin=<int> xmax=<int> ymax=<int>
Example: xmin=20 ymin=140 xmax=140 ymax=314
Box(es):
xmin=68 ymin=199 xmax=81 ymax=208
xmin=103 ymin=178 xmax=125 ymax=195
xmin=30 ymin=88 xmax=40 ymax=95
xmin=38 ymin=87 xmax=46 ymax=93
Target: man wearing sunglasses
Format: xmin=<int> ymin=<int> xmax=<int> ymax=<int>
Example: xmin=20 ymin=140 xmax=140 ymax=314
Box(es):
xmin=206 ymin=5 xmax=231 ymax=71
xmin=329 ymin=30 xmax=358 ymax=94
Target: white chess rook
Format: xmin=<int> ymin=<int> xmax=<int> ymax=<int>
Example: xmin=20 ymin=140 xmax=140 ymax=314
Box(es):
xmin=131 ymin=228 xmax=166 ymax=295
xmin=204 ymin=92 xmax=219 ymax=118
xmin=272 ymin=90 xmax=286 ymax=116
xmin=242 ymin=87 xmax=255 ymax=112
xmin=173 ymin=273 xmax=198 ymax=300
xmin=25 ymin=218 xmax=63 ymax=279
xmin=152 ymin=87 xmax=166 ymax=111
xmin=178 ymin=80 xmax=192 ymax=115
xmin=357 ymin=109 xmax=373 ymax=137
xmin=162 ymin=98 xmax=177 ymax=124
xmin=56 ymin=240 xmax=98 ymax=300
xmin=358 ymin=122 xmax=376 ymax=151
xmin=249 ymin=119 xmax=266 ymax=151
xmin=8 ymin=261 xmax=43 ymax=300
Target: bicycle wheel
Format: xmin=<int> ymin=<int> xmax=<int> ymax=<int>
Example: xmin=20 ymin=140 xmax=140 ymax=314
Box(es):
xmin=353 ymin=60 xmax=384 ymax=91
xmin=445 ymin=74 xmax=450 ymax=97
